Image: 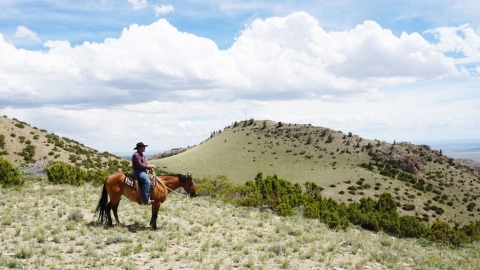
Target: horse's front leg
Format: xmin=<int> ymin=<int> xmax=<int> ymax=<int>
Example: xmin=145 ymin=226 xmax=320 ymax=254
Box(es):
xmin=150 ymin=202 xmax=161 ymax=230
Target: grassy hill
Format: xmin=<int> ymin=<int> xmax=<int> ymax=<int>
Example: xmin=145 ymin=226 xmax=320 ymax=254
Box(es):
xmin=0 ymin=115 xmax=129 ymax=173
xmin=151 ymin=119 xmax=480 ymax=225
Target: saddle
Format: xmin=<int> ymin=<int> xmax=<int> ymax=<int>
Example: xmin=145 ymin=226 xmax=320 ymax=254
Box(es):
xmin=123 ymin=173 xmax=157 ymax=205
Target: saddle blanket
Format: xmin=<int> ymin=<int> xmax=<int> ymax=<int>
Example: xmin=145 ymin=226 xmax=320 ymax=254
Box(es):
xmin=124 ymin=174 xmax=136 ymax=188
xmin=123 ymin=173 xmax=156 ymax=189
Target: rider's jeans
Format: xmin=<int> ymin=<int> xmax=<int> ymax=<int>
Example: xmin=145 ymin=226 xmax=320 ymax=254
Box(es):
xmin=133 ymin=169 xmax=150 ymax=202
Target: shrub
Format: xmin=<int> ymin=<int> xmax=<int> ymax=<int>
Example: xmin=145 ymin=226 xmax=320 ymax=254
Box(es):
xmin=44 ymin=161 xmax=86 ymax=185
xmin=194 ymin=175 xmax=233 ymax=197
xmin=0 ymin=134 xmax=5 ymax=148
xmin=86 ymin=169 xmax=110 ymax=186
xmin=402 ymin=204 xmax=415 ymax=211
xmin=426 ymin=220 xmax=468 ymax=245
xmin=399 ymin=216 xmax=426 ymax=238
xmin=218 ymin=173 xmax=303 ymax=217
xmin=0 ymin=157 xmax=24 ymax=188
xmin=15 ymin=123 xmax=25 ymax=129
xmin=69 ymin=154 xmax=78 ymax=163
xmin=467 ymin=202 xmax=476 ymax=212
xmin=19 ymin=145 xmax=35 ymax=162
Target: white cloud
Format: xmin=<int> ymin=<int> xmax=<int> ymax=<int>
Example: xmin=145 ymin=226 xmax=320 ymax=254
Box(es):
xmin=128 ymin=0 xmax=148 ymax=10
xmin=426 ymin=24 xmax=480 ymax=65
xmin=328 ymin=21 xmax=458 ymax=80
xmin=0 ymin=19 xmax=247 ymax=108
xmin=152 ymin=4 xmax=174 ymax=17
xmin=228 ymin=12 xmax=458 ymax=99
xmin=13 ymin=26 xmax=40 ymax=42
xmin=0 ymin=12 xmax=462 ymax=109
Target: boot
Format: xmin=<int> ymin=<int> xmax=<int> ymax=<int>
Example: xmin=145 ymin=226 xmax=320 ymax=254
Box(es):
xmin=144 ymin=199 xmax=154 ymax=205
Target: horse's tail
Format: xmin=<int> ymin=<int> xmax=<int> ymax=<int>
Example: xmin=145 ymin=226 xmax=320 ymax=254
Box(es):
xmin=95 ymin=180 xmax=109 ymax=224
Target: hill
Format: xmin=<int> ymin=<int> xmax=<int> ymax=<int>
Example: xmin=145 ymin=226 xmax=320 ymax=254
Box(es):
xmin=0 ymin=115 xmax=130 ymax=173
xmin=151 ymin=119 xmax=480 ymax=225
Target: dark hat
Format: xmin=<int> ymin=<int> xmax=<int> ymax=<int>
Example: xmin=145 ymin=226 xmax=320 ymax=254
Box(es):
xmin=134 ymin=142 xmax=148 ymax=150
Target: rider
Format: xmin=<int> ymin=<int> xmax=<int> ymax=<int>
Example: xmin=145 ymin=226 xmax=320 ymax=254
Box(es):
xmin=132 ymin=142 xmax=155 ymax=205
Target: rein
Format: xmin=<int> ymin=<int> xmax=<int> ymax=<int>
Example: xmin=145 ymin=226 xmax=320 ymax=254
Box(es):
xmin=152 ymin=170 xmax=190 ymax=198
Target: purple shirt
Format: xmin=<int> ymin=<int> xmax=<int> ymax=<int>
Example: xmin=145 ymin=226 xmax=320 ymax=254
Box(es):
xmin=132 ymin=151 xmax=148 ymax=170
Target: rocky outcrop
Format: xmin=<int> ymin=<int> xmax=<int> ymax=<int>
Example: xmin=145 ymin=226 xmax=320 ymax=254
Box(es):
xmin=455 ymin=160 xmax=480 ymax=180
xmin=457 ymin=159 xmax=480 ymax=171
xmin=370 ymin=145 xmax=428 ymax=174
xmin=368 ymin=142 xmax=480 ymax=181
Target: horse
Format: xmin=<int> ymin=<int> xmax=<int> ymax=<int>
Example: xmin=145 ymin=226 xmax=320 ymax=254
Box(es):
xmin=95 ymin=172 xmax=198 ymax=230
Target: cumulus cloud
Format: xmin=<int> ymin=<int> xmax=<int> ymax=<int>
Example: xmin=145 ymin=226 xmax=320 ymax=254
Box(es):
xmin=13 ymin=26 xmax=40 ymax=42
xmin=228 ymin=12 xmax=458 ymax=99
xmin=0 ymin=12 xmax=462 ymax=110
xmin=128 ymin=0 xmax=148 ymax=10
xmin=153 ymin=4 xmax=174 ymax=16
xmin=426 ymin=24 xmax=480 ymax=65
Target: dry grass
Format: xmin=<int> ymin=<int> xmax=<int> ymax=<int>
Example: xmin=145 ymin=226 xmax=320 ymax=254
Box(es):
xmin=1 ymin=178 xmax=480 ymax=269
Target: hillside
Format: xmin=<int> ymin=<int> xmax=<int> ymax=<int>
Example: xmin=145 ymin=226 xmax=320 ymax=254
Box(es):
xmin=151 ymin=119 xmax=480 ymax=225
xmin=0 ymin=116 xmax=129 ymax=173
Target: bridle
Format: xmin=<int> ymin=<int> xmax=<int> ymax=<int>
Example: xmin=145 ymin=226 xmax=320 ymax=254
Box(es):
xmin=152 ymin=170 xmax=195 ymax=197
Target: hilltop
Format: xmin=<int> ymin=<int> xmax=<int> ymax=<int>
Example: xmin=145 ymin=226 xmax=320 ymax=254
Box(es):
xmin=151 ymin=119 xmax=480 ymax=225
xmin=0 ymin=116 xmax=130 ymax=173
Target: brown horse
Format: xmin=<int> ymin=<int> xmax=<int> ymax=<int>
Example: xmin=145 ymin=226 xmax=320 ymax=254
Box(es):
xmin=95 ymin=172 xmax=198 ymax=230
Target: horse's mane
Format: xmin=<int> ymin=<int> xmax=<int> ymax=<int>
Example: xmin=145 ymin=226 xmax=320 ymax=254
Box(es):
xmin=159 ymin=174 xmax=187 ymax=182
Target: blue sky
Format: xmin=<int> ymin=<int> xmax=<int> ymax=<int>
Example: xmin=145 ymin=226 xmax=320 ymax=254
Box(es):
xmin=0 ymin=0 xmax=479 ymax=154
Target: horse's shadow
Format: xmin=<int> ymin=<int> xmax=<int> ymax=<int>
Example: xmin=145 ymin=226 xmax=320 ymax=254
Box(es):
xmin=124 ymin=222 xmax=151 ymax=233
xmin=87 ymin=221 xmax=152 ymax=233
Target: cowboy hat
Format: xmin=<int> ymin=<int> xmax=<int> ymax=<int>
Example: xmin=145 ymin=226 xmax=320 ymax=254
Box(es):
xmin=134 ymin=142 xmax=148 ymax=150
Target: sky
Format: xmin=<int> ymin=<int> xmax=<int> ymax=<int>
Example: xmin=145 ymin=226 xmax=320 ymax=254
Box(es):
xmin=0 ymin=0 xmax=479 ymax=155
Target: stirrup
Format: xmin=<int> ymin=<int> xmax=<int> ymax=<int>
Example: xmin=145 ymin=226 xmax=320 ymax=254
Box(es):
xmin=144 ymin=199 xmax=154 ymax=205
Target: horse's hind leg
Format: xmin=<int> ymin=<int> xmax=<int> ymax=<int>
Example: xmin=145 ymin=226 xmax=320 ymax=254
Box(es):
xmin=105 ymin=199 xmax=121 ymax=227
xmin=105 ymin=202 xmax=114 ymax=226
xmin=111 ymin=200 xmax=121 ymax=226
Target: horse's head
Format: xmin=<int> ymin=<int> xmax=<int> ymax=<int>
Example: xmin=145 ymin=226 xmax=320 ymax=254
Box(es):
xmin=183 ymin=173 xmax=198 ymax=197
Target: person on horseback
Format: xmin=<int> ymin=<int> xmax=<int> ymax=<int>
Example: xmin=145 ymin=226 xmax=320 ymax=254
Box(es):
xmin=132 ymin=142 xmax=155 ymax=205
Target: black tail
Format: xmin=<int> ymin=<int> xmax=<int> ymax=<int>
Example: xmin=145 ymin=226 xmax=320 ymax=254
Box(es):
xmin=95 ymin=181 xmax=109 ymax=224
